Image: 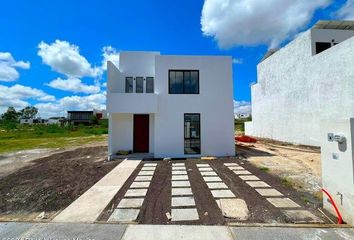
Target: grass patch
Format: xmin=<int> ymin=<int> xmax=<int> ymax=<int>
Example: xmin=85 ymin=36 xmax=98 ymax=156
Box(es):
xmin=234 ymin=117 xmax=252 ymax=135
xmin=281 ymin=177 xmax=294 ymax=188
xmin=0 ymin=120 xmax=108 ymax=153
xmin=259 ymin=166 xmax=270 ymax=172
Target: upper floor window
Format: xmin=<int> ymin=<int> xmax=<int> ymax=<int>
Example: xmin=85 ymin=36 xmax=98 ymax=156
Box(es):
xmin=136 ymin=77 xmax=144 ymax=93
xmin=146 ymin=77 xmax=154 ymax=93
xmin=169 ymin=70 xmax=199 ymax=94
xmin=125 ymin=77 xmax=133 ymax=93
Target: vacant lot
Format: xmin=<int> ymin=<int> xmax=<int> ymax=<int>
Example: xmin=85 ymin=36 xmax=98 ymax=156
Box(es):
xmin=0 ymin=146 xmax=119 ymax=221
xmin=0 ymin=121 xmax=108 ymax=154
xmin=236 ymin=139 xmax=322 ymax=197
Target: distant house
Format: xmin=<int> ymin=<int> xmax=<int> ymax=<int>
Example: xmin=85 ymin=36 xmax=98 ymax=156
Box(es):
xmin=93 ymin=109 xmax=108 ymax=119
xmin=20 ymin=118 xmax=34 ymax=125
xmin=47 ymin=117 xmax=66 ymax=125
xmin=19 ymin=118 xmax=46 ymax=125
xmin=67 ymin=111 xmax=94 ymax=125
xmin=238 ymin=113 xmax=251 ymax=119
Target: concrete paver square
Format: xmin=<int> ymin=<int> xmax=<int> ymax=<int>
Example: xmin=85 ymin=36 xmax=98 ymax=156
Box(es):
xmin=172 ymin=166 xmax=186 ymax=170
xmin=211 ymin=189 xmax=235 ymax=198
xmin=239 ymin=175 xmax=260 ymax=181
xmin=172 ymin=181 xmax=191 ymax=187
xmin=172 ymin=163 xmax=185 ymax=166
xmin=196 ymin=164 xmax=209 ymax=167
xmin=108 ymin=209 xmax=140 ymax=222
xmin=233 ymin=170 xmax=252 ymax=175
xmin=117 ymin=198 xmax=144 ymax=208
xmin=224 ymin=163 xmax=239 ymax=166
xmin=245 ymin=181 xmax=270 ymax=188
xmin=141 ymin=167 xmax=156 ymax=171
xmin=171 ymin=196 xmax=195 ymax=207
xmin=144 ymin=163 xmax=157 ymax=166
xmin=135 ymin=176 xmax=152 ymax=181
xmin=201 ymin=171 xmax=217 ymax=176
xmin=266 ymin=198 xmax=301 ymax=208
xmin=125 ymin=189 xmax=148 ymax=197
xmin=172 ymin=175 xmax=189 ymax=181
xmin=255 ymin=188 xmax=283 ymax=197
xmin=203 ymin=176 xmax=222 ymax=182
xmin=282 ymin=210 xmax=324 ymax=223
xmin=216 ymin=199 xmax=249 ymax=220
xmin=172 ymin=170 xmax=187 ymax=175
xmin=130 ymin=181 xmax=150 ymax=188
xmin=199 ymin=167 xmax=213 ymax=172
xmin=229 ymin=166 xmax=244 ymax=170
xmin=171 ymin=208 xmax=199 ymax=221
xmin=138 ymin=171 xmax=154 ymax=176
xmin=121 ymin=225 xmax=235 ymax=240
xmin=172 ymin=187 xmax=193 ymax=196
xmin=206 ymin=182 xmax=228 ymax=189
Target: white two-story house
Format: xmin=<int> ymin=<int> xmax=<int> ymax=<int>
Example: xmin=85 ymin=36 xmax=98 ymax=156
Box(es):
xmin=107 ymin=51 xmax=235 ymax=159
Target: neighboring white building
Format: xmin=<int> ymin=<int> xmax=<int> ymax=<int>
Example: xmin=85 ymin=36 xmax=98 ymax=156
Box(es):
xmin=245 ymin=20 xmax=354 ymax=146
xmin=107 ymin=51 xmax=235 ymax=158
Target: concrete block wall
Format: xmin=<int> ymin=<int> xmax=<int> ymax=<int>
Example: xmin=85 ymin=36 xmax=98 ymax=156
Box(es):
xmin=246 ymin=30 xmax=354 ymax=146
xmin=321 ymin=118 xmax=354 ymax=225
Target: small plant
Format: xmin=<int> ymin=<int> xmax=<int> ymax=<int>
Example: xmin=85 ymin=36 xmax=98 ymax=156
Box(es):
xmin=281 ymin=177 xmax=293 ymax=187
xmin=259 ymin=166 xmax=270 ymax=172
xmin=302 ymin=196 xmax=310 ymax=204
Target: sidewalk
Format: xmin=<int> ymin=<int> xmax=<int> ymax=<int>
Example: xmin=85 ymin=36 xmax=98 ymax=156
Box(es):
xmin=1 ymin=222 xmax=353 ymax=240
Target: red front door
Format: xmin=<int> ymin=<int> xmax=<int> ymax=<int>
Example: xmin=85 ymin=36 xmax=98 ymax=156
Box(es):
xmin=133 ymin=114 xmax=149 ymax=153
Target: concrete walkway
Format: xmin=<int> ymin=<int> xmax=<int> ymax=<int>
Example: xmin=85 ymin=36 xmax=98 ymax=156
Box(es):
xmin=1 ymin=222 xmax=353 ymax=240
xmin=53 ymin=160 xmax=141 ymax=223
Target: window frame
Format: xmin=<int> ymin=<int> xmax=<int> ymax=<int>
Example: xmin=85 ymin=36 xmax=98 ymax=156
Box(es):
xmin=135 ymin=77 xmax=144 ymax=93
xmin=125 ymin=77 xmax=133 ymax=93
xmin=168 ymin=70 xmax=199 ymax=94
xmin=184 ymin=113 xmax=201 ymax=155
xmin=146 ymin=77 xmax=154 ymax=93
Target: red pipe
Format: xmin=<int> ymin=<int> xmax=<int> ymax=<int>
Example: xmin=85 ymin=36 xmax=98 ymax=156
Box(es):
xmin=321 ymin=188 xmax=343 ymax=224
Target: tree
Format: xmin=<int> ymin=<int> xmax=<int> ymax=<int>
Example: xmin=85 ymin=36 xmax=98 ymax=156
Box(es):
xmin=19 ymin=106 xmax=38 ymax=119
xmin=1 ymin=107 xmax=20 ymax=122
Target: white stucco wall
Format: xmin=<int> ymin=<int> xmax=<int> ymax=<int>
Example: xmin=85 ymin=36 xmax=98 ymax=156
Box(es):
xmin=246 ymin=30 xmax=354 ymax=146
xmin=108 ymin=52 xmax=235 ymax=158
xmin=154 ymin=55 xmax=235 ymax=158
xmin=320 ymin=118 xmax=354 ymax=225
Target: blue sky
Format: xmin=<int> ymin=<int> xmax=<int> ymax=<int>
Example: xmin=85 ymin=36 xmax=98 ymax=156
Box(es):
xmin=0 ymin=0 xmax=352 ymax=117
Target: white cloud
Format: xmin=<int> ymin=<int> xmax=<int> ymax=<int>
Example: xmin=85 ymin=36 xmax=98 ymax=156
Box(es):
xmin=0 ymin=84 xmax=55 ymax=113
xmin=0 ymin=52 xmax=30 ymax=82
xmin=101 ymin=46 xmax=120 ymax=71
xmin=336 ymin=0 xmax=354 ymax=19
xmin=234 ymin=100 xmax=251 ymax=116
xmin=201 ymin=0 xmax=330 ymax=48
xmin=38 ymin=40 xmax=98 ymax=78
xmin=46 ymin=77 xmax=100 ymax=94
xmin=35 ymin=93 xmax=106 ymax=118
xmin=232 ymin=58 xmax=243 ymax=64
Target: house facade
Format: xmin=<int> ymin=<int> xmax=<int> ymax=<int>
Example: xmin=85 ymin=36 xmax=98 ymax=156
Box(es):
xmin=245 ymin=20 xmax=354 ymax=146
xmin=107 ymin=51 xmax=235 ymax=158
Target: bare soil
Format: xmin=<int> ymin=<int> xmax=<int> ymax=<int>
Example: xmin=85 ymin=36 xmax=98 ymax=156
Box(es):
xmin=99 ymin=158 xmax=333 ymax=225
xmin=0 ymin=146 xmax=119 ymax=221
xmin=236 ymin=139 xmax=322 ymax=195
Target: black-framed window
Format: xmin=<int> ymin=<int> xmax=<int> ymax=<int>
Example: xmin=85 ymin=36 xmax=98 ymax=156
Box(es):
xmin=125 ymin=77 xmax=133 ymax=93
xmin=169 ymin=70 xmax=199 ymax=94
xmin=184 ymin=113 xmax=200 ymax=154
xmin=136 ymin=77 xmax=143 ymax=93
xmin=146 ymin=77 xmax=154 ymax=93
xmin=315 ymin=42 xmax=331 ymax=54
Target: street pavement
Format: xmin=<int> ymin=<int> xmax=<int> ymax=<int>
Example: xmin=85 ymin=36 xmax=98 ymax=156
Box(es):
xmin=1 ymin=222 xmax=354 ymax=240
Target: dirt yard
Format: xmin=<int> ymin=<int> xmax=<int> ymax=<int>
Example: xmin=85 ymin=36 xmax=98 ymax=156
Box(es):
xmin=236 ymin=139 xmax=322 ymax=197
xmin=0 ymin=146 xmax=119 ymax=221
xmin=98 ymin=158 xmax=333 ymax=225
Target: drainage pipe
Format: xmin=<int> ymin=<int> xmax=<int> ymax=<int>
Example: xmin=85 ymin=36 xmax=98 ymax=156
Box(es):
xmin=321 ymin=188 xmax=343 ymax=224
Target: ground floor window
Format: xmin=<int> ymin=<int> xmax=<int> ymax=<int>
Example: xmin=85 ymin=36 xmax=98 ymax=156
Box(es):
xmin=184 ymin=113 xmax=200 ymax=154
